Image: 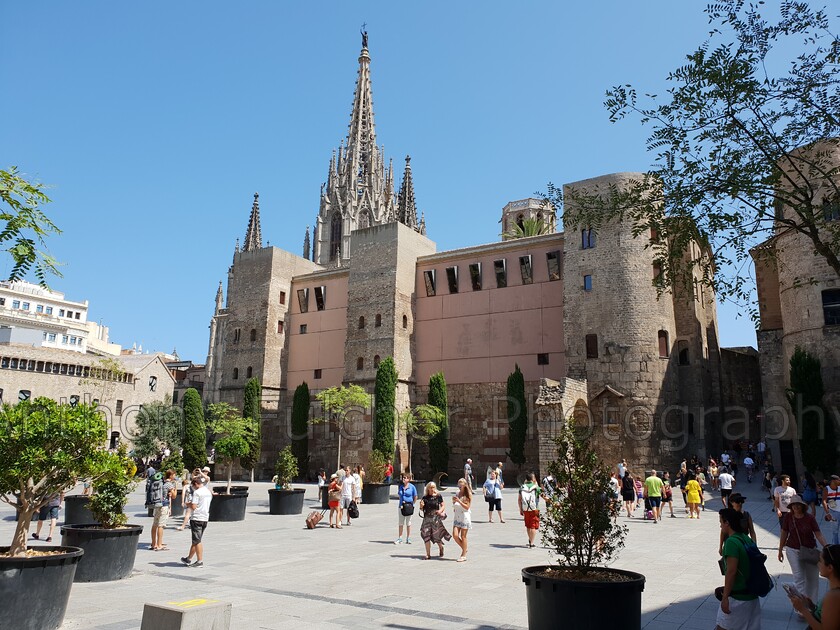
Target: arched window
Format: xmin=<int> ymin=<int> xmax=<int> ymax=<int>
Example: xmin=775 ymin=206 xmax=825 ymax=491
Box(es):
xmin=402 ymin=314 xmax=408 ymax=329
xmin=246 ymin=366 xmax=253 ymax=378
xmin=373 ymin=355 xmax=381 ymax=368
xmin=375 ymin=314 xmax=382 ymax=327
xmin=358 ymin=209 xmax=371 ymax=229
xmin=233 ymin=368 xmax=239 ymax=380
xmin=658 ymin=330 xmax=670 ymax=358
xmin=359 ymin=316 xmax=365 ymax=329
xmin=330 ymin=213 xmax=342 ymax=261
xmin=677 ymin=340 xmax=690 ymax=365
xmin=356 ymin=357 xmax=364 ymax=370
xmin=250 ymin=328 xmax=257 ymax=342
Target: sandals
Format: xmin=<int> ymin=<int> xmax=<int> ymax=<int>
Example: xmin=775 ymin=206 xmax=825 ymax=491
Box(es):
xmin=456 ymin=557 xmax=467 ymax=562
xmin=423 ymin=555 xmax=431 ymax=560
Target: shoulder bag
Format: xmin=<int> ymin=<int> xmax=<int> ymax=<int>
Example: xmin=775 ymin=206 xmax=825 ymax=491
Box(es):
xmin=793 ymin=518 xmax=820 ymax=565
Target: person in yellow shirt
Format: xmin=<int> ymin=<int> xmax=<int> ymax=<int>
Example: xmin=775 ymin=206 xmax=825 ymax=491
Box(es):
xmin=685 ymin=473 xmax=703 ymax=520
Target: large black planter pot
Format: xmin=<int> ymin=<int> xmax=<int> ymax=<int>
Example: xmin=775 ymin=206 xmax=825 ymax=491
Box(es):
xmin=361 ymin=483 xmax=390 ymax=504
xmin=411 ymin=481 xmax=428 ymax=496
xmin=0 ymin=545 xmax=83 ymax=630
xmin=146 ymin=491 xmax=185 ymax=518
xmin=213 ymin=485 xmax=248 ymax=495
xmin=268 ymin=489 xmax=305 ymax=515
xmin=60 ymin=524 xmax=143 ymax=582
xmin=208 ymin=492 xmax=248 ymax=522
xmin=521 ymin=566 xmax=645 ymax=630
xmin=64 ymin=495 xmax=96 ymax=524
xmin=320 ymin=486 xmax=330 ymax=509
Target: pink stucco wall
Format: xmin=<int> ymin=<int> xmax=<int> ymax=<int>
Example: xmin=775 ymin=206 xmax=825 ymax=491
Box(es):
xmin=414 ymin=235 xmax=566 ymax=385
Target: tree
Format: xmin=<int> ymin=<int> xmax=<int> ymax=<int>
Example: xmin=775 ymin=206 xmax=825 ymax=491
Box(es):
xmin=208 ymin=402 xmax=255 ymax=494
xmin=427 ymin=372 xmax=449 ymax=476
xmin=507 ymin=364 xmax=527 ymax=468
xmin=132 ymin=395 xmax=183 ymax=463
xmin=396 ymin=405 xmax=443 ymax=475
xmin=0 ymin=398 xmax=113 ymax=555
xmin=787 ymin=346 xmax=837 ymax=475
xmin=240 ymin=378 xmax=262 ymax=480
xmin=313 ymin=384 xmax=371 ymax=471
xmin=569 ymin=1 xmax=840 ymax=314
xmin=291 ymin=382 xmax=311 ymax=474
xmin=272 ymin=446 xmax=298 ymax=490
xmin=373 ymin=357 xmax=398 ymax=458
xmin=502 ymin=216 xmax=553 ymax=240
xmin=0 ymin=167 xmax=62 ymax=286
xmin=88 ymin=443 xmax=137 ymax=529
xmin=541 ymin=422 xmax=627 ymax=573
xmin=79 ymin=357 xmax=126 ymax=410
xmin=182 ymin=388 xmax=206 ymax=472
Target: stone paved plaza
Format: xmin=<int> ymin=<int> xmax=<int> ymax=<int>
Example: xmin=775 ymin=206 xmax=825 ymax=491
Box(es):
xmin=0 ymin=475 xmax=816 ymax=629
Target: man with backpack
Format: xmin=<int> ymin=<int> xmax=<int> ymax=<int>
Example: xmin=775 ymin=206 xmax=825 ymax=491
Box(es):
xmin=145 ymin=472 xmax=166 ymax=550
xmin=518 ymin=472 xmax=541 ymax=548
xmin=717 ymin=507 xmax=765 ymax=629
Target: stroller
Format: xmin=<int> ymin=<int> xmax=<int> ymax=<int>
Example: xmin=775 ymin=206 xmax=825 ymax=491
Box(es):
xmin=643 ymin=497 xmax=655 ymax=521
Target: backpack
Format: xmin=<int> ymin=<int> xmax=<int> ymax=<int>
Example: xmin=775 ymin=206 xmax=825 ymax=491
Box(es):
xmin=520 ymin=486 xmax=537 ymax=511
xmin=146 ymin=478 xmax=164 ymax=507
xmin=347 ymin=500 xmax=359 ymax=519
xmin=735 ymin=537 xmax=774 ymax=598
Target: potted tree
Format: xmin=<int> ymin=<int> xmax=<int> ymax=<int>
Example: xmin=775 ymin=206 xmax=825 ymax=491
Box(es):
xmin=268 ymin=446 xmax=305 ymax=515
xmin=60 ymin=444 xmax=143 ymax=582
xmin=0 ymin=398 xmax=112 ymax=630
xmin=396 ymin=405 xmax=442 ymax=496
xmin=133 ymin=398 xmax=185 ymax=516
xmin=361 ymin=450 xmax=390 ymax=504
xmin=313 ymin=384 xmax=372 ymax=471
xmin=521 ymin=423 xmax=644 ymax=630
xmin=207 ymin=403 xmax=253 ymax=521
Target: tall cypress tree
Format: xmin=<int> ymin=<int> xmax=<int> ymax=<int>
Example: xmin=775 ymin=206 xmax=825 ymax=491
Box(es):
xmin=291 ymin=382 xmax=311 ymax=473
xmin=427 ymin=372 xmax=449 ymax=475
xmin=373 ymin=357 xmax=397 ymax=457
xmin=507 ymin=364 xmax=527 ymax=468
xmin=787 ymin=347 xmax=836 ymax=474
xmin=182 ymin=388 xmax=207 ymax=471
xmin=240 ymin=378 xmax=262 ymax=472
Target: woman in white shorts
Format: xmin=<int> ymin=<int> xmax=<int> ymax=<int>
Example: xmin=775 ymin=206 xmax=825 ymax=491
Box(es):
xmin=452 ymin=478 xmax=472 ymax=562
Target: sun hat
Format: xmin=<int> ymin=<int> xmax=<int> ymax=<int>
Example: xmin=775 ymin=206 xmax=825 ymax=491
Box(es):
xmin=202 ymin=466 xmax=211 ymax=472
xmin=787 ymin=495 xmax=807 ymax=507
xmin=728 ymin=493 xmax=746 ymax=503
xmin=330 ymin=473 xmax=338 ymax=479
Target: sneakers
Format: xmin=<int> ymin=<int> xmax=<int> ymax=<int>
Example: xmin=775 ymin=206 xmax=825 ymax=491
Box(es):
xmin=394 ymin=538 xmax=403 ymax=545
xmin=405 ymin=538 xmax=412 ymax=544
xmin=189 ymin=561 xmax=203 ymax=568
xmin=181 ymin=556 xmax=191 ymax=565
xmin=670 ymin=514 xmax=677 ymax=518
xmin=31 ymin=533 xmax=39 ymax=540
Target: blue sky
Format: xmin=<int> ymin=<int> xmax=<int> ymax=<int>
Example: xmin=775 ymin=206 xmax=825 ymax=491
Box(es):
xmin=2 ymin=1 xmax=765 ymax=361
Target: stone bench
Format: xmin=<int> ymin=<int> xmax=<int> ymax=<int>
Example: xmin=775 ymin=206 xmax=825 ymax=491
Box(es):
xmin=140 ymin=598 xmax=231 ymax=630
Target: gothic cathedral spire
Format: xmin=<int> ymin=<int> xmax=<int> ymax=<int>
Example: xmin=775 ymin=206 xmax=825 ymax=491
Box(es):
xmin=243 ymin=192 xmax=262 ymax=252
xmin=303 ymin=225 xmax=311 ymax=260
xmin=397 ymin=155 xmax=422 ymax=232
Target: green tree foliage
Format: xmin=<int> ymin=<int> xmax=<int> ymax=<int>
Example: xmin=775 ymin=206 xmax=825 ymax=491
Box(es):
xmin=427 ymin=372 xmax=449 ymax=475
xmin=541 ymin=423 xmax=627 ymax=572
xmin=291 ymin=382 xmax=311 ymax=474
xmin=0 ymin=398 xmax=113 ymax=555
xmin=0 ymin=167 xmax=62 ymax=286
xmin=373 ymin=357 xmax=398 ymax=458
xmin=502 ymin=216 xmax=553 ymax=240
xmin=397 ymin=405 xmax=443 ymax=474
xmin=313 ymin=384 xmax=372 ymax=471
xmin=561 ymin=1 xmax=840 ymax=315
xmin=367 ymin=449 xmax=388 ymax=484
xmin=787 ymin=347 xmax=837 ymax=475
xmin=272 ymin=445 xmax=299 ymax=490
xmin=240 ymin=378 xmax=262 ymax=473
xmin=88 ymin=444 xmax=137 ymax=529
xmin=132 ymin=396 xmax=183 ymax=463
xmin=182 ymin=388 xmax=206 ymax=472
xmin=507 ymin=364 xmax=527 ymax=467
xmin=208 ymin=402 xmax=255 ymax=493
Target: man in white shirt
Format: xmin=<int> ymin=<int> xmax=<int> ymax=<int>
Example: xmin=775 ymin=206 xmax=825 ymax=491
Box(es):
xmin=774 ymin=474 xmax=796 ymax=528
xmin=720 ymin=452 xmax=731 ymax=466
xmin=742 ymin=455 xmax=755 ymax=479
xmin=617 ymin=459 xmax=627 ymax=479
xmin=718 ymin=468 xmax=735 ymax=507
xmin=340 ymin=465 xmax=357 ymax=526
xmin=181 ymin=478 xmax=212 ymax=568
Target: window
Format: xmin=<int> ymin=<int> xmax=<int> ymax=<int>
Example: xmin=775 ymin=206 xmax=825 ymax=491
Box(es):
xmin=824 ymin=199 xmax=840 ymax=222
xmin=42 ymin=332 xmax=47 ymax=340
xmin=297 ymin=288 xmax=309 ymax=313
xmin=115 ymin=400 xmax=123 ymax=415
xmin=279 ymin=291 xmax=286 ymax=305
xmin=233 ymin=328 xmax=241 ymax=343
xmin=581 ymin=227 xmax=596 ymax=249
xmin=233 ymin=368 xmax=239 ymax=380
xmin=375 ymin=314 xmax=382 ymax=327
xmin=446 ymin=266 xmax=459 ymax=293
xmin=330 ymin=213 xmax=342 ymax=261
xmin=0 ymin=389 xmax=3 ymax=403
xmin=653 ymin=263 xmax=663 ymax=283
xmin=59 ymin=309 xmax=64 ymax=317
xmin=314 ymin=369 xmax=322 ymax=380
xmin=402 ymin=315 xmax=408 ymax=329
xmin=373 ymin=355 xmax=381 ymax=367
xmin=516 ymin=213 xmax=525 ymax=230
xmin=469 ymin=263 xmax=482 ymax=290
xmin=149 ymin=376 xmax=157 ymax=392
xmin=359 ymin=209 xmax=371 ymax=229
xmin=10 ymin=359 xmax=17 ymax=369
xmin=67 ymin=310 xmax=73 ymax=318
xmin=36 ymin=305 xmax=43 ymax=313
xmin=823 ymin=289 xmax=840 ymax=325
xmin=677 ymin=340 xmax=690 ymax=366
xmin=45 ymin=306 xmax=52 ymax=315
xmin=546 ymin=251 xmax=562 ymax=281
xmin=359 ymin=316 xmax=365 ymax=329
xmin=537 ymin=353 xmax=549 ymax=365
xmin=277 ymin=320 xmax=284 ymax=334
xmin=250 ymin=328 xmax=257 ymax=342
xmin=70 ymin=336 xmax=77 ymax=345
xmin=75 ymin=312 xmax=80 ymax=320
xmin=519 ymin=255 xmax=533 ymax=285
xmin=423 ymin=270 xmax=436 ymax=296
xmin=585 ymin=334 xmax=598 ymax=359
xmin=12 ymin=300 xmax=20 ymax=309
xmin=658 ymin=330 xmax=670 ymax=358
xmin=314 ymin=286 xmax=326 ymax=311
xmin=494 ymin=259 xmax=507 ymax=288
xmin=21 ymin=302 xmax=29 ymax=311
xmin=583 ymin=275 xmax=592 ymax=291
xmin=0 ymin=298 xmax=4 ymax=306
xmin=300 ymin=324 xmax=307 ymax=334
xmin=246 ymin=367 xmax=253 ymax=378
xmin=19 ymin=390 xmax=31 ymax=401
xmin=172 ymin=391 xmax=179 ymax=404
xmin=650 ymin=227 xmax=659 ymax=241
xmin=62 ymin=335 xmax=69 ymax=344
xmin=357 ymin=357 xmax=364 ymax=370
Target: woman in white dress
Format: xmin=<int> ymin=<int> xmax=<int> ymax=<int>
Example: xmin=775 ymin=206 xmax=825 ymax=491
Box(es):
xmin=452 ymin=478 xmax=473 ymax=562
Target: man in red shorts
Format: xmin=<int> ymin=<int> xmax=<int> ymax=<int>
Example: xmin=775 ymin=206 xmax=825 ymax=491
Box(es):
xmin=518 ymin=472 xmax=541 ymax=548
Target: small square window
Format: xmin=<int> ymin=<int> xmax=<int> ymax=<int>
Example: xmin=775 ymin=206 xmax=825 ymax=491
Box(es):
xmin=0 ymin=298 xmax=4 ymax=306
xmin=59 ymin=309 xmax=64 ymax=316
xmin=279 ymin=291 xmax=286 ymax=305
xmin=537 ymin=353 xmax=549 ymax=365
xmin=36 ymin=305 xmax=43 ymax=313
xmin=546 ymin=251 xmax=562 ymax=281
xmin=297 ymin=288 xmax=309 ymax=313
xmin=18 ymin=389 xmax=30 ymax=401
xmin=233 ymin=328 xmax=241 ymax=343
xmin=67 ymin=310 xmax=73 ymax=318
xmin=115 ymin=400 xmax=123 ymax=415
xmin=233 ymin=368 xmax=239 ymax=379
xmin=469 ymin=263 xmax=482 ymax=290
xmin=48 ymin=333 xmax=56 ymax=342
xmin=375 ymin=314 xmax=382 ymax=327
xmin=581 ymin=227 xmax=596 ymax=249
xmin=45 ymin=306 xmax=52 ymax=315
xmin=300 ymin=324 xmax=307 ymax=334
xmin=823 ymin=289 xmax=840 ymax=326
xmin=62 ymin=335 xmax=68 ymax=344
xmin=13 ymin=300 xmax=20 ymax=309
xmin=75 ymin=312 xmax=80 ymax=320
xmin=585 ymin=334 xmax=598 ymax=359
xmin=446 ymin=266 xmax=459 ymax=293
xmin=314 ymin=369 xmax=322 ymax=379
xmin=314 ymin=286 xmax=326 ymax=311
xmin=423 ymin=270 xmax=436 ymax=297
xmin=149 ymin=376 xmax=157 ymax=392
xmin=494 ymin=259 xmax=507 ymax=288
xmin=277 ymin=320 xmax=284 ymax=334
xmin=583 ymin=275 xmax=593 ymax=291
xmin=21 ymin=302 xmax=29 ymax=311
xmin=519 ymin=255 xmax=533 ymax=285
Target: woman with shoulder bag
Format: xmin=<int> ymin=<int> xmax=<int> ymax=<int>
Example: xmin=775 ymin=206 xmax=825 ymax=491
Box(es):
xmin=779 ymin=495 xmax=828 ymax=605
xmin=328 ymin=474 xmax=342 ymax=529
xmin=395 ymin=473 xmax=417 ymax=544
xmin=483 ymin=471 xmax=504 ymax=523
xmin=420 ymin=482 xmax=451 ymax=559
xmin=452 ymin=478 xmax=472 ymax=562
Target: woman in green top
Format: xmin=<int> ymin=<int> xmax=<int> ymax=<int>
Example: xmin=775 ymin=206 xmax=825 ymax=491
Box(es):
xmin=788 ymin=544 xmax=840 ymax=629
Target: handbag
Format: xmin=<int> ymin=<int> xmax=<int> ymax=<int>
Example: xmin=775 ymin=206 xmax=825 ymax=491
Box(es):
xmin=793 ymin=517 xmax=820 ymax=565
xmin=400 ymin=502 xmax=414 ymax=516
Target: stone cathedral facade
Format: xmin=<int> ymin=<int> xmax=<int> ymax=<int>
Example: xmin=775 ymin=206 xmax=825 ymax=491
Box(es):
xmin=204 ymin=34 xmax=759 ymax=480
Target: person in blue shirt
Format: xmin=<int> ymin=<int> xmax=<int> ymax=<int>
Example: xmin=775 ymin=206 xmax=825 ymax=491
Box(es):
xmin=396 ymin=473 xmax=418 ymax=544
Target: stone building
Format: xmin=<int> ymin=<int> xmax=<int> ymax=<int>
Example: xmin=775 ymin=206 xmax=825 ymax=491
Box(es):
xmin=205 ymin=33 xmax=758 ymax=480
